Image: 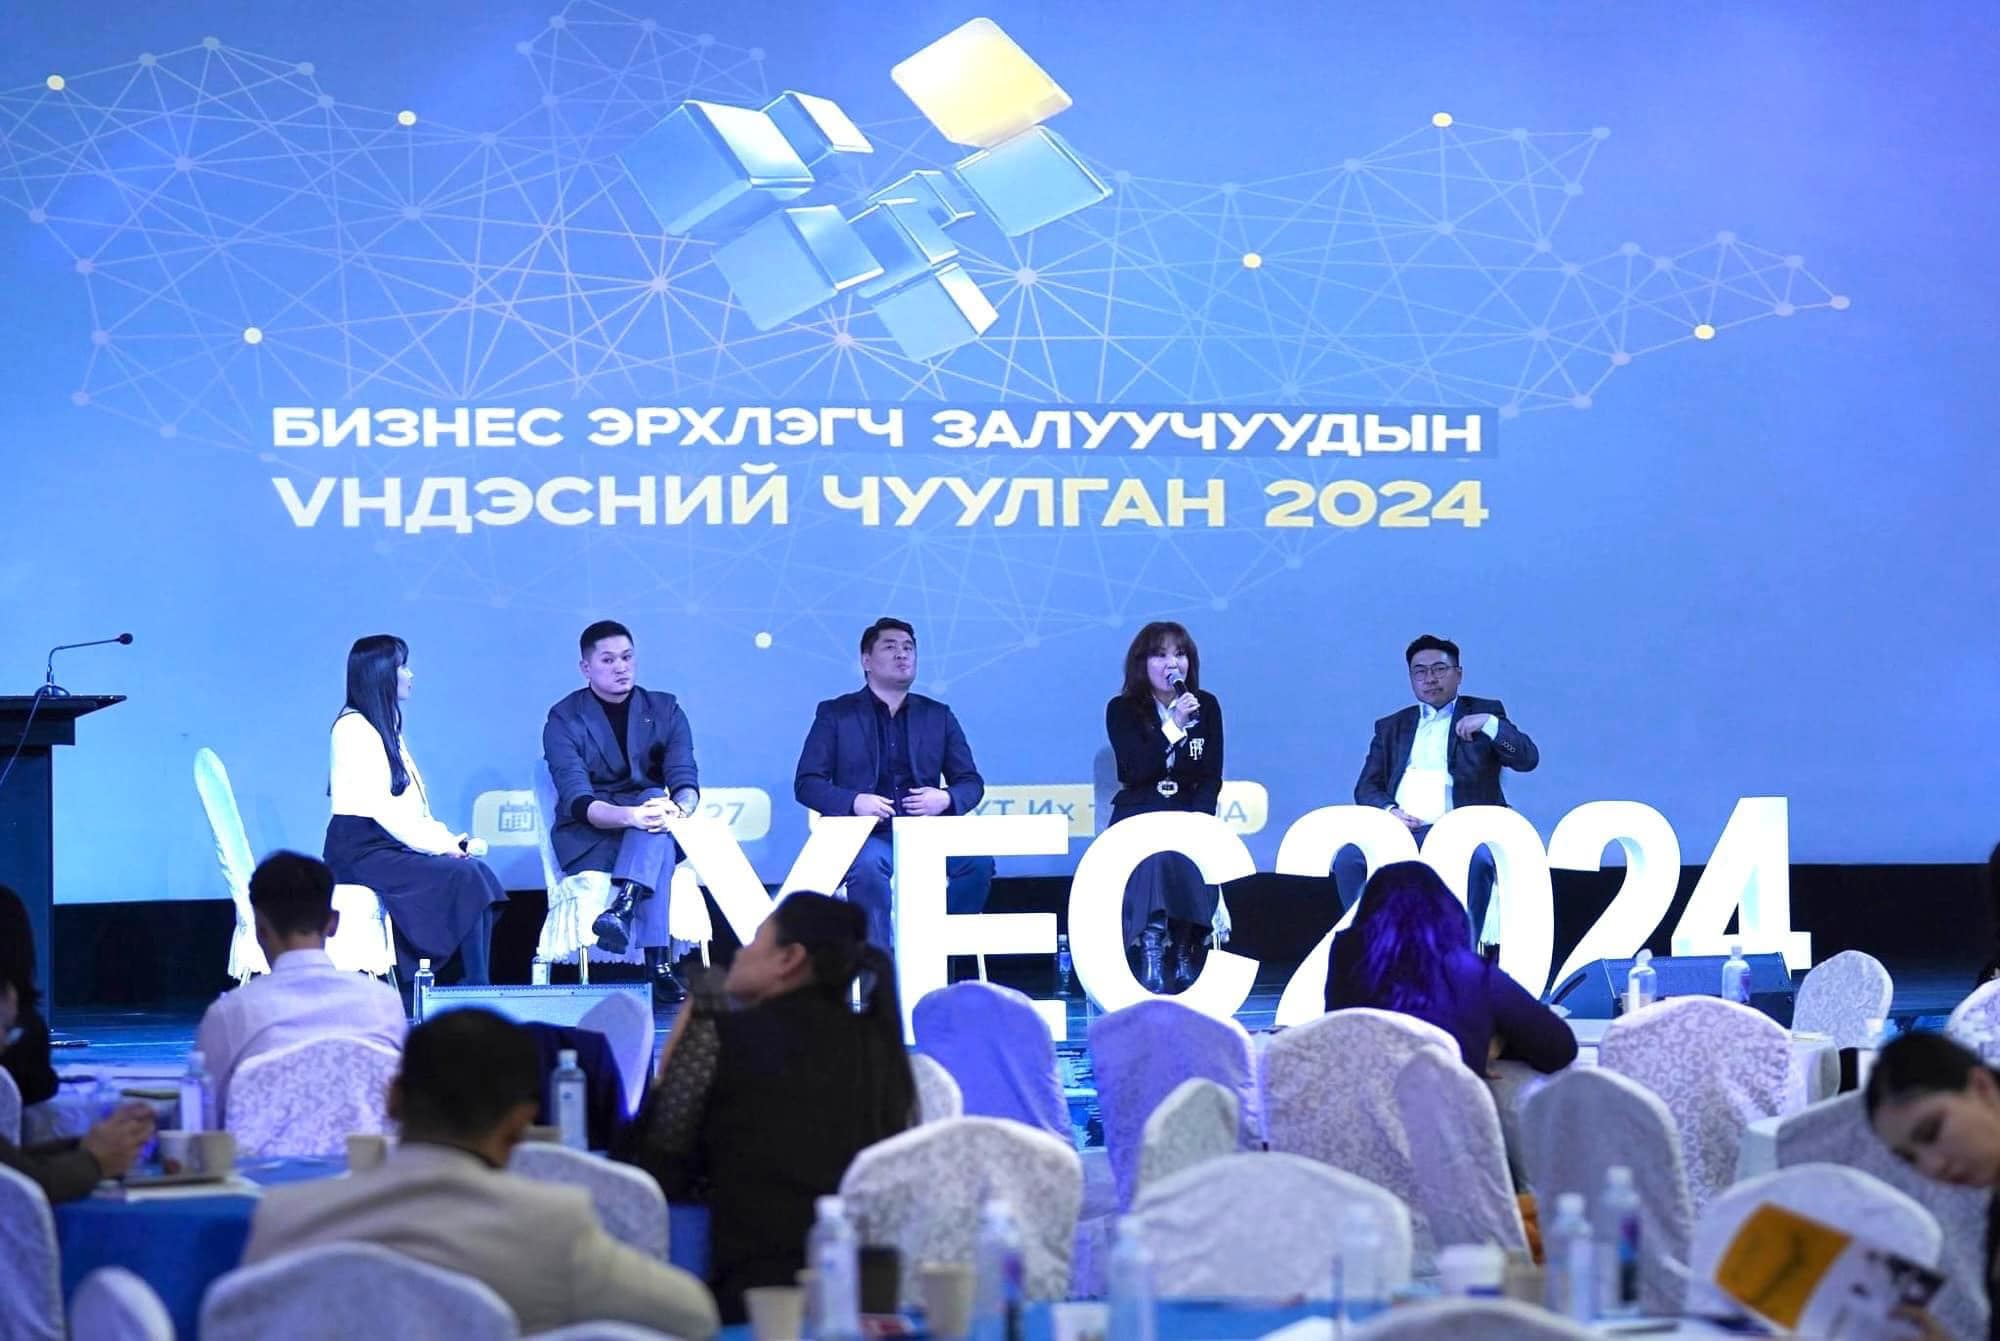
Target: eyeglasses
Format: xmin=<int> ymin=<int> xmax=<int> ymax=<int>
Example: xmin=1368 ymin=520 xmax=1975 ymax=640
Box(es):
xmin=1409 ymin=663 xmax=1459 ymax=680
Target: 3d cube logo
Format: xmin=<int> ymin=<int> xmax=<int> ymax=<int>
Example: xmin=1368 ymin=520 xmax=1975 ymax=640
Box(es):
xmin=954 ymin=126 xmax=1110 ymax=237
xmin=849 ymin=198 xmax=960 ymax=300
xmin=890 ymin=17 xmax=1073 ymax=148
xmin=869 ymin=264 xmax=998 ymax=362
xmin=762 ymin=91 xmax=873 ymax=167
xmin=711 ymin=205 xmax=883 ymax=331
xmin=619 ymin=100 xmax=814 ymax=240
xmin=869 ymin=170 xmax=978 ymax=230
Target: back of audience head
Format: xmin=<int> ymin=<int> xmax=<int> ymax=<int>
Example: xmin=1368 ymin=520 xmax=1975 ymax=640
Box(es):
xmin=249 ymin=851 xmax=338 ymax=960
xmin=391 ymin=1009 xmax=541 ymax=1162
xmin=1349 ymin=861 xmax=1473 ymax=1014
xmin=0 ymin=882 xmax=37 ymax=1011
xmin=1865 ymin=1030 xmax=2000 ymax=1188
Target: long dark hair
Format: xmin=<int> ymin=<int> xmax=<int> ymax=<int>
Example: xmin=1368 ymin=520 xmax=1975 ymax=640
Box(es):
xmin=1865 ymin=1031 xmax=1992 ymax=1119
xmin=769 ymin=892 xmax=916 ymax=1131
xmin=343 ymin=634 xmax=410 ymax=796
xmin=1348 ymin=861 xmax=1471 ymax=1015
xmin=1119 ymin=620 xmax=1200 ymax=701
xmin=0 ymin=883 xmax=39 ymax=1009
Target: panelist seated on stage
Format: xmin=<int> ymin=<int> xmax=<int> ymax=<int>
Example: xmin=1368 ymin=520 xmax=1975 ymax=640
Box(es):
xmin=543 ymin=619 xmax=701 ymax=1003
xmin=243 ymin=1009 xmax=720 ymax=1339
xmin=1333 ymin=633 xmax=1539 ymax=940
xmin=195 ymin=852 xmax=406 ymax=1124
xmin=792 ymin=617 xmax=991 ymax=952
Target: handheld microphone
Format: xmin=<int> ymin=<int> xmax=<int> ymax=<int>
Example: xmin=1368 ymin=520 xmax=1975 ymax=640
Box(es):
xmin=1166 ymin=667 xmax=1200 ymax=729
xmin=44 ymin=632 xmax=133 ymax=697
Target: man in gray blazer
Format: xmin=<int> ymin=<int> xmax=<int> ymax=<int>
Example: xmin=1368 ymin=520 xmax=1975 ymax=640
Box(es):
xmin=243 ymin=1010 xmax=719 ymax=1339
xmin=543 ymin=620 xmax=700 ymax=1002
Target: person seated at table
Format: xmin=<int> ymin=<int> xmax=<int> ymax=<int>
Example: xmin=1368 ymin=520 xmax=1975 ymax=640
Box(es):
xmin=0 ymin=884 xmax=57 ymax=1113
xmin=244 ymin=1009 xmax=719 ymax=1339
xmin=1324 ymin=861 xmax=1576 ymax=1075
xmin=194 ymin=851 xmax=407 ymax=1123
xmin=618 ymin=892 xmax=915 ymax=1324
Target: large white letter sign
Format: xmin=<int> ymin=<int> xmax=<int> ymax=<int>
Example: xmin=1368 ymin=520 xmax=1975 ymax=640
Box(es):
xmin=664 ymin=813 xmax=873 ymax=944
xmin=894 ymin=814 xmax=1068 ymax=1042
xmin=1069 ymin=812 xmax=1259 ymax=1019
xmin=1421 ymin=805 xmax=1556 ymax=997
xmin=1548 ymin=801 xmax=1681 ymax=987
xmin=1671 ymin=796 xmax=1810 ymax=969
xmin=1271 ymin=806 xmax=1421 ymax=1026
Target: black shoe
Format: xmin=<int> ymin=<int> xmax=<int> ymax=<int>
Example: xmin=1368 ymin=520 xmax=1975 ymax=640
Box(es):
xmin=650 ymin=965 xmax=687 ymax=1007
xmin=592 ymin=887 xmax=637 ymax=955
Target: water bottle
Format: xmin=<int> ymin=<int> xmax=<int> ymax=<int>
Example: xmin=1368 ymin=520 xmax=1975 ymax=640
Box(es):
xmin=1625 ymin=949 xmax=1657 ymax=1014
xmin=1055 ymin=933 xmax=1074 ymax=997
xmin=1721 ymin=942 xmax=1752 ymax=1007
xmin=972 ymin=1198 xmax=1026 ymax=1341
xmin=1596 ymin=1166 xmax=1642 ymax=1317
xmin=177 ymin=1050 xmax=213 ymax=1132
xmin=806 ymin=1195 xmax=861 ymax=1341
xmin=412 ymin=957 xmax=435 ymax=1022
xmin=530 ymin=954 xmax=550 ymax=986
xmin=1546 ymin=1192 xmax=1595 ymax=1321
xmin=1108 ymin=1217 xmax=1157 ymax=1341
xmin=551 ymin=1048 xmax=587 ymax=1150
xmin=1334 ymin=1202 xmax=1386 ymax=1324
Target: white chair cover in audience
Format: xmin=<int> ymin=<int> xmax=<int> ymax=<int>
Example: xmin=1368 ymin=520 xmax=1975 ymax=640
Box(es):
xmin=1390 ymin=1047 xmax=1528 ymax=1255
xmin=328 ymin=882 xmax=397 ymax=976
xmin=70 ymin=1267 xmax=175 ymax=1341
xmin=1137 ymin=1078 xmax=1238 ymax=1196
xmin=1764 ymin=1092 xmax=1990 ymax=1341
xmin=1346 ymin=1298 xmax=1600 ymax=1340
xmin=1128 ymin=1152 xmax=1412 ymax=1300
xmin=0 ymin=1066 xmax=21 ymax=1145
xmin=201 ymin=1242 xmax=518 ymax=1341
xmin=1792 ymin=950 xmax=1894 ymax=1049
xmin=911 ymin=983 xmax=1071 ymax=1142
xmin=508 ymin=1144 xmax=669 ymax=1262
xmin=838 ymin=1116 xmax=1082 ymax=1306
xmin=521 ymin=1325 xmax=685 ymax=1340
xmin=1520 ymin=1067 xmax=1692 ymax=1315
xmin=226 ymin=1035 xmax=400 ymax=1158
xmin=1947 ymin=980 xmax=2000 ymax=1064
xmin=910 ymin=1052 xmax=964 ymax=1123
xmin=193 ymin=746 xmax=270 ymax=982
xmin=1597 ymin=996 xmax=1789 ymax=1212
xmin=576 ymin=993 xmax=652 ymax=1116
xmin=0 ymin=1163 xmax=61 ymax=1341
xmin=533 ymin=766 xmax=643 ymax=967
xmin=1088 ymin=998 xmax=1261 ymax=1208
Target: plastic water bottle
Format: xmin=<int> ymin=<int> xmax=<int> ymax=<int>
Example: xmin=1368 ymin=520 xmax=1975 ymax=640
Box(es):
xmin=551 ymin=1048 xmax=587 ymax=1150
xmin=1625 ymin=949 xmax=1658 ymax=1015
xmin=1596 ymin=1166 xmax=1642 ymax=1316
xmin=1546 ymin=1192 xmax=1595 ymax=1321
xmin=412 ymin=957 xmax=435 ymax=1022
xmin=1108 ymin=1217 xmax=1157 ymax=1341
xmin=1721 ymin=942 xmax=1752 ymax=1006
xmin=530 ymin=954 xmax=550 ymax=986
xmin=972 ymin=1197 xmax=1026 ymax=1341
xmin=806 ymin=1195 xmax=861 ymax=1341
xmin=1055 ymin=933 xmax=1074 ymax=997
xmin=1335 ymin=1202 xmax=1386 ymax=1324
xmin=177 ymin=1050 xmax=213 ymax=1132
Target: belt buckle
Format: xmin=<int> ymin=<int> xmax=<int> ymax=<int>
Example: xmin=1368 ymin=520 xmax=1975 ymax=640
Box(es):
xmin=1155 ymin=779 xmax=1179 ymax=798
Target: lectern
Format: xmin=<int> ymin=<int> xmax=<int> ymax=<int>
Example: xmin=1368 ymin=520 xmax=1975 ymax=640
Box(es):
xmin=0 ymin=694 xmax=123 ymax=1008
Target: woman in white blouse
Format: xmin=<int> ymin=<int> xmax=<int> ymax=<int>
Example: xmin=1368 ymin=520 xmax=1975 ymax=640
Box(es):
xmin=323 ymin=635 xmax=506 ymax=996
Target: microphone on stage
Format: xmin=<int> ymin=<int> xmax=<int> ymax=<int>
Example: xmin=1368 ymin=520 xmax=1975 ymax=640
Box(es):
xmin=1166 ymin=666 xmax=1200 ymax=729
xmin=44 ymin=633 xmax=133 ymax=698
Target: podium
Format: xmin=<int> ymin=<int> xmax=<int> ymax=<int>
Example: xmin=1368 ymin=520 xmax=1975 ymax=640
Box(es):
xmin=0 ymin=694 xmax=123 ymax=1008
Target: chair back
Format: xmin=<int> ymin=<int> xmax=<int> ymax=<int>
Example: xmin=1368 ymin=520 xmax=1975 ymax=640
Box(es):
xmin=910 ymin=1052 xmax=964 ymax=1123
xmin=226 ymin=1036 xmax=400 ymax=1157
xmin=69 ymin=1267 xmax=175 ymax=1341
xmin=193 ymin=747 xmax=268 ymax=981
xmin=1792 ymin=950 xmax=1893 ymax=1049
xmin=912 ymin=983 xmax=1070 ymax=1141
xmin=1391 ymin=1047 xmax=1526 ymax=1254
xmin=1129 ymin=1151 xmax=1411 ymax=1300
xmin=327 ymin=884 xmax=396 ymax=976
xmin=201 ymin=1242 xmax=518 ymax=1341
xmin=508 ymin=1143 xmax=669 ymax=1261
xmin=0 ymin=1163 xmax=61 ymax=1341
xmin=1947 ymin=980 xmax=2000 ymax=1064
xmin=1137 ymin=1078 xmax=1238 ymax=1197
xmin=1088 ymin=997 xmax=1259 ymax=1207
xmin=1346 ymin=1299 xmax=1600 ymax=1340
xmin=514 ymin=1326 xmax=683 ymax=1341
xmin=533 ymin=764 xmax=569 ymax=894
xmin=577 ymin=992 xmax=653 ymax=1115
xmin=0 ymin=1066 xmax=21 ymax=1145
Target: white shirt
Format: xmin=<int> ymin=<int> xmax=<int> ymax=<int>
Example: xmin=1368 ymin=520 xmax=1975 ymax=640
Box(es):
xmin=329 ymin=710 xmax=460 ymax=854
xmin=195 ymin=948 xmax=407 ymax=1121
xmin=1393 ymin=699 xmax=1500 ymax=825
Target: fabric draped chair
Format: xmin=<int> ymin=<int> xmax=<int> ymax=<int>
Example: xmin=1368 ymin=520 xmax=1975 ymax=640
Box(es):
xmin=910 ymin=1052 xmax=964 ymax=1124
xmin=838 ymin=1116 xmax=1082 ymax=1307
xmin=1346 ymin=1299 xmax=1600 ymax=1340
xmin=1947 ymin=980 xmax=2000 ymax=1064
xmin=1137 ymin=1077 xmax=1239 ymax=1197
xmin=69 ymin=1266 xmax=176 ymax=1341
xmin=226 ymin=1036 xmax=400 ymax=1158
xmin=911 ymin=983 xmax=1071 ymax=1142
xmin=1597 ymin=996 xmax=1789 ymax=1213
xmin=575 ymin=993 xmax=653 ymax=1118
xmin=0 ymin=1066 xmax=21 ymax=1145
xmin=518 ymin=1325 xmax=687 ymax=1341
xmin=0 ymin=1162 xmax=61 ymax=1341
xmin=1127 ymin=1152 xmax=1412 ymax=1300
xmin=1791 ymin=950 xmax=1894 ymax=1049
xmin=201 ymin=1242 xmax=518 ymax=1341
xmin=1520 ymin=1067 xmax=1693 ymax=1316
xmin=508 ymin=1144 xmax=669 ymax=1262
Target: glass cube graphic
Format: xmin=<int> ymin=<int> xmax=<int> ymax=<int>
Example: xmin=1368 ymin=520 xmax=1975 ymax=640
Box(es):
xmin=869 ymin=169 xmax=977 ymax=230
xmin=849 ymin=198 xmax=959 ymax=300
xmin=620 ymin=100 xmax=814 ymax=241
xmin=711 ymin=205 xmax=883 ymax=331
xmin=761 ymin=91 xmax=872 ymax=167
xmin=889 ymin=17 xmax=1072 ymax=148
xmin=869 ymin=263 xmax=998 ymax=361
xmin=953 ymin=126 xmax=1109 ymax=236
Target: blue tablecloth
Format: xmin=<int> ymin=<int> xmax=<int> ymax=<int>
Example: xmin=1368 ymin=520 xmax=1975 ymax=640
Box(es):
xmin=719 ymin=1301 xmax=1318 ymax=1340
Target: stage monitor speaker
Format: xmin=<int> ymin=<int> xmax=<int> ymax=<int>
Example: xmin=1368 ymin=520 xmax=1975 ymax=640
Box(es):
xmin=1546 ymin=953 xmax=1795 ymax=1025
xmin=422 ymin=984 xmax=653 ymax=1108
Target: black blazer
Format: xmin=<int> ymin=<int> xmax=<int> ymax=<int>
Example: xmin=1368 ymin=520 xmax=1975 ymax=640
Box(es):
xmin=1352 ymin=693 xmax=1537 ymax=811
xmin=1106 ymin=690 xmax=1223 ymax=818
xmin=543 ymin=686 xmax=699 ymax=872
xmin=792 ymin=687 xmax=984 ymax=819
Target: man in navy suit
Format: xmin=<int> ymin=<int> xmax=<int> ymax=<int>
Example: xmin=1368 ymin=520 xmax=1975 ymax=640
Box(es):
xmin=792 ymin=618 xmax=992 ymax=952
xmin=1333 ymin=634 xmax=1540 ymax=940
xmin=544 ymin=620 xmax=701 ymax=1002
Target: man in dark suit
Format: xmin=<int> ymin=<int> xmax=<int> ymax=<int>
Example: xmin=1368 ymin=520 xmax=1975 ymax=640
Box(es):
xmin=792 ymin=617 xmax=992 ymax=952
xmin=1334 ymin=634 xmax=1540 ymax=939
xmin=544 ymin=620 xmax=701 ymax=1001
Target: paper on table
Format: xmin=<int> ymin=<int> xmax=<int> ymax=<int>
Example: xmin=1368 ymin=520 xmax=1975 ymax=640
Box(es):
xmin=1255 ymin=1321 xmax=1333 ymax=1341
xmin=112 ymin=1175 xmax=263 ymax=1202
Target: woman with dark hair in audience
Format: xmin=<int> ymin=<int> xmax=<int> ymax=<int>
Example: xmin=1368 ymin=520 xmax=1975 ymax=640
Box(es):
xmin=1324 ymin=860 xmax=1576 ymax=1075
xmin=1105 ymin=620 xmax=1228 ymax=994
xmin=0 ymin=885 xmax=56 ymax=1110
xmin=324 ymin=634 xmax=506 ymax=997
xmin=618 ymin=892 xmax=914 ymax=1324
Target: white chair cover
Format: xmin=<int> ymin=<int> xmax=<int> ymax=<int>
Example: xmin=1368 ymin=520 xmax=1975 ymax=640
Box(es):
xmin=1947 ymin=980 xmax=2000 ymax=1064
xmin=225 ymin=1036 xmax=400 ymax=1158
xmin=838 ymin=1116 xmax=1082 ymax=1306
xmin=0 ymin=1065 xmax=21 ymax=1145
xmin=912 ymin=983 xmax=1071 ymax=1142
xmin=910 ymin=1052 xmax=964 ymax=1124
xmin=1597 ymin=997 xmax=1789 ymax=1212
xmin=328 ymin=883 xmax=397 ymax=976
xmin=1346 ymin=1298 xmax=1600 ymax=1340
xmin=1792 ymin=950 xmax=1894 ymax=1049
xmin=1088 ymin=998 xmax=1260 ymax=1208
xmin=1520 ymin=1067 xmax=1692 ymax=1315
xmin=1128 ymin=1152 xmax=1412 ymax=1300
xmin=70 ymin=1266 xmax=175 ymax=1341
xmin=1766 ymin=1092 xmax=1990 ymax=1341
xmin=1390 ymin=1047 xmax=1527 ymax=1256
xmin=0 ymin=1163 xmax=61 ymax=1341
xmin=193 ymin=746 xmax=268 ymax=982
xmin=201 ymin=1242 xmax=519 ymax=1341
xmin=1137 ymin=1078 xmax=1238 ymax=1196
xmin=533 ymin=766 xmax=642 ymax=966
xmin=508 ymin=1143 xmax=669 ymax=1261
xmin=576 ymin=992 xmax=653 ymax=1116
xmin=521 ymin=1326 xmax=686 ymax=1341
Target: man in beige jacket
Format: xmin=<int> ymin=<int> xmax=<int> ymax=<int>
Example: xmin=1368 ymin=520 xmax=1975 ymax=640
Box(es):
xmin=243 ymin=1009 xmax=718 ymax=1339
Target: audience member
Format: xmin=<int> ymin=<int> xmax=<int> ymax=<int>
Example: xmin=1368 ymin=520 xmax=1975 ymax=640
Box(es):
xmin=194 ymin=851 xmax=407 ymax=1122
xmin=620 ymin=893 xmax=915 ymax=1323
xmin=0 ymin=884 xmax=57 ymax=1108
xmin=244 ymin=1009 xmax=717 ymax=1338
